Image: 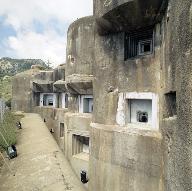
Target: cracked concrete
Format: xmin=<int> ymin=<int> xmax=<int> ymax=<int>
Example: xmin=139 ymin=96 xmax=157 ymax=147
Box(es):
xmin=0 ymin=113 xmax=85 ymax=191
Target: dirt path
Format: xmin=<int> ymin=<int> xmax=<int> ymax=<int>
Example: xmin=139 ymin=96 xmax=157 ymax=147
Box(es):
xmin=0 ymin=113 xmax=85 ymax=191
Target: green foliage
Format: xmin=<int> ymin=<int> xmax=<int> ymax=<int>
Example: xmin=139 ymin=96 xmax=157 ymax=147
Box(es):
xmin=0 ymin=112 xmax=19 ymax=150
xmin=0 ymin=57 xmax=52 ymax=102
xmin=0 ymin=57 xmax=51 ymax=77
xmin=5 ymin=99 xmax=12 ymax=108
xmin=0 ymin=76 xmax=12 ymax=102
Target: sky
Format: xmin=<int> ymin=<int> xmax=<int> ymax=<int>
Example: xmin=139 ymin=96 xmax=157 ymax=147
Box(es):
xmin=0 ymin=0 xmax=93 ymax=67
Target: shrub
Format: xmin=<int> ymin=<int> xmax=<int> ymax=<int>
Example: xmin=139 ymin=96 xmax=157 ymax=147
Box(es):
xmin=5 ymin=99 xmax=12 ymax=109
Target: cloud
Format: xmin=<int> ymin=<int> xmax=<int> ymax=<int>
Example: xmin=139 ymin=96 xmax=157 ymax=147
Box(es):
xmin=0 ymin=0 xmax=93 ymax=30
xmin=0 ymin=0 xmax=93 ymax=67
xmin=7 ymin=30 xmax=67 ymax=66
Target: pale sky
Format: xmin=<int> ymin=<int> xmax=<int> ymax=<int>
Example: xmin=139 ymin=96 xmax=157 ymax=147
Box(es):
xmin=0 ymin=0 xmax=93 ymax=67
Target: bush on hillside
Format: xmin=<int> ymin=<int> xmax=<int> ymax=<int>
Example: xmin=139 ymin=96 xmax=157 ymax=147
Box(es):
xmin=5 ymin=99 xmax=12 ymax=108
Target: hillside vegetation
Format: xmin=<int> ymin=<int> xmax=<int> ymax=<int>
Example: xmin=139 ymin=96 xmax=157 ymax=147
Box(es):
xmin=0 ymin=57 xmax=48 ymax=77
xmin=0 ymin=57 xmax=50 ymax=102
xmin=0 ymin=76 xmax=12 ymax=102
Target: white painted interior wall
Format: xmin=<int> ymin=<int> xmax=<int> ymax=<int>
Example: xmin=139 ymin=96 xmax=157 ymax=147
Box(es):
xmin=83 ymin=144 xmax=89 ymax=154
xmin=61 ymin=93 xmax=68 ymax=108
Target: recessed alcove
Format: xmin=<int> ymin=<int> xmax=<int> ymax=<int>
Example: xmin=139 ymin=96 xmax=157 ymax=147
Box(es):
xmin=164 ymin=91 xmax=177 ymax=118
xmin=40 ymin=93 xmax=57 ymax=107
xmin=116 ymin=92 xmax=159 ymax=129
xmin=72 ymin=135 xmax=89 ymax=155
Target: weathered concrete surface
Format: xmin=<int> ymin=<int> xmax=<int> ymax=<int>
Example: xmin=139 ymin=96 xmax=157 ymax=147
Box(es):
xmin=11 ymin=1 xmax=192 ymax=190
xmin=0 ymin=113 xmax=85 ymax=191
xmin=12 ymin=69 xmax=40 ymax=112
xmin=94 ymin=0 xmax=166 ymax=33
xmin=89 ymin=123 xmax=163 ymax=191
xmin=66 ymin=16 xmax=95 ymax=77
xmin=161 ymin=1 xmax=192 ymax=190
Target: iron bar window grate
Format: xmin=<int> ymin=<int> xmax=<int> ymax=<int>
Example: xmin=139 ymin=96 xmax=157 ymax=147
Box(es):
xmin=124 ymin=27 xmax=154 ymax=60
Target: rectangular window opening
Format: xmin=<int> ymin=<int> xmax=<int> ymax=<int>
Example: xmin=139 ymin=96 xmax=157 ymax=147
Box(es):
xmin=43 ymin=94 xmax=54 ymax=106
xmin=83 ymin=98 xmax=93 ymax=113
xmin=72 ymin=135 xmax=89 ymax=155
xmin=128 ymin=99 xmax=152 ymax=124
xmin=125 ymin=27 xmax=154 ymax=60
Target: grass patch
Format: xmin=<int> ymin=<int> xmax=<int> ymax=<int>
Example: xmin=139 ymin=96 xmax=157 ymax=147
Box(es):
xmin=0 ymin=111 xmax=23 ymax=150
xmin=0 ymin=76 xmax=12 ymax=102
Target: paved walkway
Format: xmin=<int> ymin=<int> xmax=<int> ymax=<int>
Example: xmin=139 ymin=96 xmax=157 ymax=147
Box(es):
xmin=0 ymin=113 xmax=85 ymax=191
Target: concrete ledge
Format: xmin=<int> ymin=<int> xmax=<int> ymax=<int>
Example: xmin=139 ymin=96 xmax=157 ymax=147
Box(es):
xmin=91 ymin=123 xmax=162 ymax=138
xmin=73 ymin=153 xmax=89 ymax=162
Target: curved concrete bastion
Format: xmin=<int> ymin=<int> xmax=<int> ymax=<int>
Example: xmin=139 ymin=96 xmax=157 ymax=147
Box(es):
xmin=66 ymin=16 xmax=95 ymax=77
xmin=89 ymin=123 xmax=162 ymax=191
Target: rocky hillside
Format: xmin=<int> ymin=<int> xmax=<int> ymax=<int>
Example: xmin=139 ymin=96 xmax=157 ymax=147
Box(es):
xmin=0 ymin=57 xmax=49 ymax=77
xmin=0 ymin=57 xmax=50 ymax=103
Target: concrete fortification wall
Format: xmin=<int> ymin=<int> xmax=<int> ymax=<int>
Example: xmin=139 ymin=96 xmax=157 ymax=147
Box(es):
xmin=11 ymin=0 xmax=192 ymax=191
xmin=161 ymin=1 xmax=192 ymax=190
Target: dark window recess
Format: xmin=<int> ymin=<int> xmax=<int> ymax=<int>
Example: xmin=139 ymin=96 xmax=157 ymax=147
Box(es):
xmin=164 ymin=91 xmax=177 ymax=117
xmin=65 ymin=94 xmax=68 ymax=108
xmin=48 ymin=99 xmax=53 ymax=106
xmin=137 ymin=111 xmax=148 ymax=123
xmin=60 ymin=123 xmax=64 ymax=137
xmin=124 ymin=27 xmax=154 ymax=60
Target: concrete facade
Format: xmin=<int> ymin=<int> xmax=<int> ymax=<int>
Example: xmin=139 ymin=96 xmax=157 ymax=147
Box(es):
xmin=12 ymin=0 xmax=192 ymax=190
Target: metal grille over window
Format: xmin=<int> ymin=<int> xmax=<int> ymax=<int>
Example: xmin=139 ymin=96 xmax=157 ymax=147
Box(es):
xmin=124 ymin=27 xmax=154 ymax=60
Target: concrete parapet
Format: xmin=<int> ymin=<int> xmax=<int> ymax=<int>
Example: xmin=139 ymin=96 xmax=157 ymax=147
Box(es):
xmin=89 ymin=123 xmax=163 ymax=191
